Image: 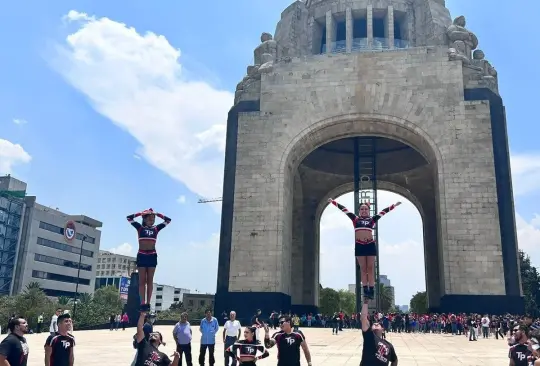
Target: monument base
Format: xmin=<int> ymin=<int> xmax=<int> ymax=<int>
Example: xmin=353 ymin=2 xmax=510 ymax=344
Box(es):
xmin=437 ymin=294 xmax=524 ymax=315
xmin=214 ymin=291 xmax=291 ymax=323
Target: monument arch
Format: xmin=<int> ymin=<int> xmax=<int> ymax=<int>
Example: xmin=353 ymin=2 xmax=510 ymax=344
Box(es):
xmin=215 ymin=0 xmax=523 ymax=319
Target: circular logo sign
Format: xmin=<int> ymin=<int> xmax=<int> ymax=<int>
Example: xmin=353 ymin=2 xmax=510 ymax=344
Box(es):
xmin=64 ymin=221 xmax=76 ymax=242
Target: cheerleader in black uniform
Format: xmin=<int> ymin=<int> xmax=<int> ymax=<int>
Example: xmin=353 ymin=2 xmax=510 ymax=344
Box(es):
xmin=328 ymin=198 xmax=401 ymax=299
xmin=127 ymin=208 xmax=171 ymax=311
xmin=226 ymin=326 xmax=269 ymax=366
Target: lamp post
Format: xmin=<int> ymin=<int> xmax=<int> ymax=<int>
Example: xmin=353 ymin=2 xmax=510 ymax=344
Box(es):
xmin=72 ymin=234 xmax=87 ymax=320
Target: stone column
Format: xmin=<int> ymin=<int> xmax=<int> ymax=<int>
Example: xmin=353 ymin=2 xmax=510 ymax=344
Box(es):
xmin=387 ymin=6 xmax=394 ymax=49
xmin=346 ymin=8 xmax=353 ymax=53
xmin=367 ymin=5 xmax=373 ymax=48
xmin=326 ymin=10 xmax=334 ymax=54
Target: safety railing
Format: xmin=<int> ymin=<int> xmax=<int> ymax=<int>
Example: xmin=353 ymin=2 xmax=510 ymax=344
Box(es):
xmin=321 ymin=37 xmax=410 ymax=54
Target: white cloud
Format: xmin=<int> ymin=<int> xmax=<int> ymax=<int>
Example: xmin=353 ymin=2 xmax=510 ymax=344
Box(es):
xmin=106 ymin=242 xmax=135 ymax=256
xmin=52 ymin=10 xmax=233 ymax=200
xmin=0 ymin=139 xmax=32 ymax=173
xmin=516 ymin=213 xmax=540 ymax=267
xmin=177 ymin=195 xmax=186 ymax=204
xmin=12 ymin=118 xmax=27 ymax=125
xmin=511 ymin=154 xmax=540 ymax=197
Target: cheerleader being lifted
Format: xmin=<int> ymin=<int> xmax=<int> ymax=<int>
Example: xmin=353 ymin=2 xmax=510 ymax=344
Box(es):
xmin=328 ymin=198 xmax=401 ymax=300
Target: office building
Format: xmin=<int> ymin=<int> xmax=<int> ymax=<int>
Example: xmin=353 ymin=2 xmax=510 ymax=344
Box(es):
xmin=1 ymin=175 xmax=103 ymax=297
xmin=398 ymin=305 xmax=409 ymax=313
xmin=182 ymin=293 xmax=214 ymax=311
xmin=96 ymin=250 xmax=136 ymax=277
xmin=151 ymin=283 xmax=190 ymax=312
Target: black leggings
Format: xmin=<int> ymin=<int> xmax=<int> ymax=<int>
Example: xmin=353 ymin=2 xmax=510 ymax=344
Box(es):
xmin=239 ymin=362 xmax=256 ymax=366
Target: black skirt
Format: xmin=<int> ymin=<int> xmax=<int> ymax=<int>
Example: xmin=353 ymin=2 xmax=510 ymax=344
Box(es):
xmin=136 ymin=251 xmax=158 ymax=268
xmin=355 ymin=242 xmax=377 ymax=257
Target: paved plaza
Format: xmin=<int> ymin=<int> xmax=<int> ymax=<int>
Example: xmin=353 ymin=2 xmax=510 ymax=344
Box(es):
xmin=17 ymin=326 xmax=509 ymax=365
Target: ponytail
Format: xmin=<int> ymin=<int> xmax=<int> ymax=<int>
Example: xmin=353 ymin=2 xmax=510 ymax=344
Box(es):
xmin=248 ymin=326 xmax=258 ymax=343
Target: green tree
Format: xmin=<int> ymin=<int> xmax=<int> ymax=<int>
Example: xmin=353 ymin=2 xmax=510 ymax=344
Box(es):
xmin=169 ymin=302 xmax=184 ymax=310
xmin=378 ymin=284 xmax=393 ymax=313
xmin=409 ymin=291 xmax=428 ymax=314
xmin=519 ymin=250 xmax=540 ymax=316
xmin=57 ymin=296 xmax=71 ymax=306
xmin=319 ymin=288 xmax=340 ymax=315
xmin=78 ymin=293 xmax=92 ymax=305
xmin=337 ymin=290 xmax=356 ymax=315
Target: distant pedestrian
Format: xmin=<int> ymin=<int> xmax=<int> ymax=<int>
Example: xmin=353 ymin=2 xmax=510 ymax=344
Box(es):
xmin=122 ymin=313 xmax=129 ymax=331
xmin=37 ymin=313 xmax=44 ymax=334
xmin=50 ymin=309 xmax=62 ymax=336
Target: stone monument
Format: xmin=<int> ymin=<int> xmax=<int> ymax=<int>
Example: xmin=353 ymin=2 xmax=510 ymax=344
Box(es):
xmin=216 ymin=0 xmax=523 ymax=318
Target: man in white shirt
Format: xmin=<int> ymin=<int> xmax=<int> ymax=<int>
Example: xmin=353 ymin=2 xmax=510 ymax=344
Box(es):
xmin=223 ymin=311 xmax=241 ymax=366
xmin=481 ymin=315 xmax=490 ymax=339
xmin=49 ymin=308 xmax=62 ymax=335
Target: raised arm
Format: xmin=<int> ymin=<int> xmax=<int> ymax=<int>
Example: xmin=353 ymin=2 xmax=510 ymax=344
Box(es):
xmin=263 ymin=324 xmax=276 ymax=348
xmin=127 ymin=212 xmax=143 ymax=229
xmin=155 ymin=213 xmax=171 ymax=231
xmin=372 ymin=202 xmax=401 ymax=222
xmin=136 ymin=312 xmax=146 ymax=343
xmin=328 ymin=198 xmax=357 ymax=221
xmin=361 ymin=298 xmax=370 ymax=332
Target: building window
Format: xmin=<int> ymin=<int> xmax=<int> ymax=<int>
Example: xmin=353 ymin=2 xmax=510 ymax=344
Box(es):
xmin=156 ymin=295 xmax=162 ymax=299
xmin=38 ymin=222 xmax=95 ymax=244
xmin=188 ymin=300 xmax=194 ymax=306
xmin=36 ymin=237 xmax=94 ymax=258
xmin=174 ymin=290 xmax=180 ymax=294
xmin=156 ymin=303 xmax=162 ymax=307
xmin=97 ymin=265 xmax=101 ymax=269
xmin=32 ymin=270 xmax=90 ymax=286
xmin=173 ymin=297 xmax=179 ymax=302
xmin=34 ymin=253 xmax=92 ymax=271
xmin=200 ymin=300 xmax=205 ymax=306
xmin=157 ymin=287 xmax=163 ymax=292
xmin=42 ymin=288 xmax=77 ymax=298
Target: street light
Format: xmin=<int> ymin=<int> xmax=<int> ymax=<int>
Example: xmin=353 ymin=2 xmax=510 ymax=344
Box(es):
xmin=72 ymin=234 xmax=87 ymax=320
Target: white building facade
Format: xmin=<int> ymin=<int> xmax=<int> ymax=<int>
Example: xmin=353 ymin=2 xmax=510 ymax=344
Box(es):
xmin=96 ymin=250 xmax=136 ymax=277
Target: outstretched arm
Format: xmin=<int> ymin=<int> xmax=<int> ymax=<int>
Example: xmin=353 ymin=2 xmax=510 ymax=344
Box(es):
xmin=372 ymin=202 xmax=401 ymax=222
xmin=127 ymin=212 xmax=143 ymax=229
xmin=328 ymin=198 xmax=357 ymax=221
xmin=155 ymin=213 xmax=171 ymax=231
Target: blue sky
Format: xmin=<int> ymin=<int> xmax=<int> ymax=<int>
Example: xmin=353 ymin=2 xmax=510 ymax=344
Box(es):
xmin=1 ymin=0 xmax=540 ymax=306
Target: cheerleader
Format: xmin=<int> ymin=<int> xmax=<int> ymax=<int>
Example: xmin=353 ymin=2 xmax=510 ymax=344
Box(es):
xmin=328 ymin=198 xmax=401 ymax=299
xmin=127 ymin=208 xmax=171 ymax=311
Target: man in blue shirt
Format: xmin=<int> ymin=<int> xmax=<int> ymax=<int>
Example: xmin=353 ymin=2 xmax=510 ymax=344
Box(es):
xmin=199 ymin=309 xmax=219 ymax=366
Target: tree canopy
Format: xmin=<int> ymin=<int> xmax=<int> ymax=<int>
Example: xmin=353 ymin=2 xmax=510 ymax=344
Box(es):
xmin=409 ymin=291 xmax=428 ymax=314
